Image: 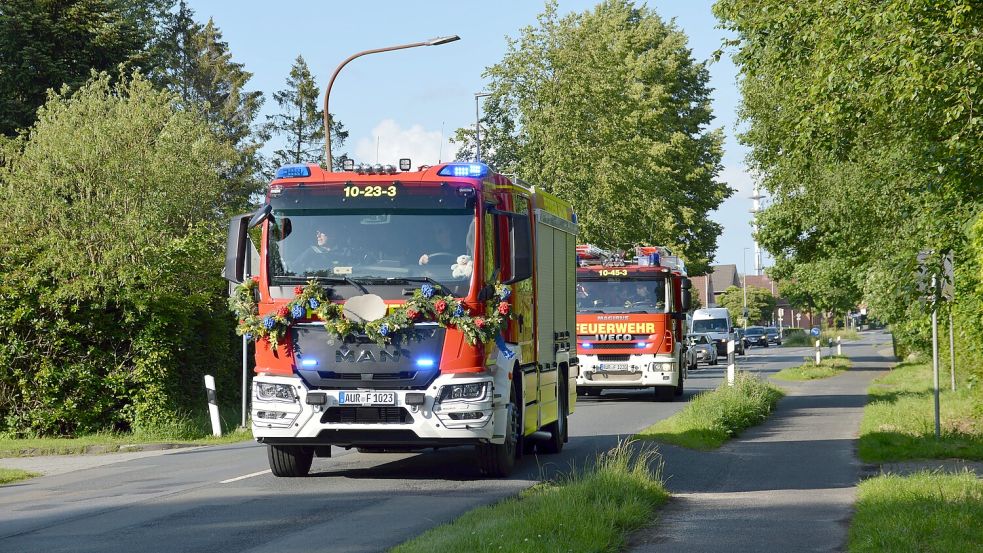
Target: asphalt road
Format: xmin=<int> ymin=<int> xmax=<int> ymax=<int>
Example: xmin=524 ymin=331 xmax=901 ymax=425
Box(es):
xmin=1 ymin=342 xmax=826 ymax=553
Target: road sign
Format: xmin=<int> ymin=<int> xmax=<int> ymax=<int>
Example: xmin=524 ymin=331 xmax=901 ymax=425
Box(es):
xmin=810 ymin=327 xmax=820 ymax=337
xmin=778 ymin=308 xmax=784 ymax=317
xmin=942 ymin=251 xmax=954 ymax=301
xmin=796 ymin=313 xmax=802 ymax=323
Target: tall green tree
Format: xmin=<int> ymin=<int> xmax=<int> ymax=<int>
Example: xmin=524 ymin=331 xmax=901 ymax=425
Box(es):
xmin=263 ymin=55 xmax=348 ymax=172
xmin=453 ymin=0 xmax=729 ymax=274
xmin=0 ymin=0 xmax=169 ymax=136
xmin=0 ymin=73 xmax=242 ymax=435
xmin=716 ymin=285 xmax=776 ymax=327
xmin=154 ymin=1 xmax=264 ymax=200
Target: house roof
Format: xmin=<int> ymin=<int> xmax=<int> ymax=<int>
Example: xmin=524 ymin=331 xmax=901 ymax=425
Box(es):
xmin=710 ymin=264 xmax=741 ymax=294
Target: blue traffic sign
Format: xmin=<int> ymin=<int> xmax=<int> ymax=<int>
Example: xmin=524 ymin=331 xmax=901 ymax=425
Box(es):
xmin=810 ymin=327 xmax=821 ymax=337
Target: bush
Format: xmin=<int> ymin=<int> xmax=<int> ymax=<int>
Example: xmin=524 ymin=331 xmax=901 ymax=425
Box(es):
xmin=0 ymin=74 xmax=246 ymax=436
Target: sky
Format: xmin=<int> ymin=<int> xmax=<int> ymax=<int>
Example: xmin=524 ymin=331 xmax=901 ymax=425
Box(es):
xmin=185 ymin=0 xmax=770 ymax=272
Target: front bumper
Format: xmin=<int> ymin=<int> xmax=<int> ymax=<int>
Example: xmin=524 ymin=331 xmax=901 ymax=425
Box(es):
xmin=575 ymin=354 xmax=679 ymax=388
xmin=251 ymin=373 xmax=504 ymax=448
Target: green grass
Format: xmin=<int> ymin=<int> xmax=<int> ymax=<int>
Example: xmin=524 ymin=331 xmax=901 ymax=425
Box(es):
xmin=859 ymin=359 xmax=983 ymax=463
xmin=635 ymin=372 xmax=784 ymax=450
xmin=849 ymin=471 xmax=983 ymax=553
xmin=782 ymin=332 xmax=813 ymax=347
xmin=390 ymin=440 xmax=669 ymax=553
xmin=772 ymin=355 xmax=851 ymax=381
xmin=0 ymin=467 xmax=40 ymax=485
xmin=0 ymin=426 xmax=252 ymax=458
xmin=822 ymin=328 xmax=860 ymax=342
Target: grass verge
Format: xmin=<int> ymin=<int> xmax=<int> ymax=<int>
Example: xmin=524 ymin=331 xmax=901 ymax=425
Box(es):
xmin=848 ymin=471 xmax=983 ymax=553
xmin=0 ymin=467 xmax=40 ymax=485
xmin=858 ymin=358 xmax=983 ymax=463
xmin=782 ymin=333 xmax=812 ymax=347
xmin=772 ymin=355 xmax=851 ymax=381
xmin=0 ymin=426 xmax=252 ymax=458
xmin=635 ymin=372 xmax=784 ymax=450
xmin=390 ymin=441 xmax=668 ymax=553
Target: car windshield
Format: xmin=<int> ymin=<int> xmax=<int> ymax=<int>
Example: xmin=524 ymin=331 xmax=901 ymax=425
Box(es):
xmin=576 ymin=277 xmax=668 ymax=313
xmin=746 ymin=326 xmax=766 ymax=335
xmin=692 ymin=318 xmax=728 ymax=332
xmin=687 ymin=334 xmax=709 ymax=345
xmin=267 ymin=207 xmax=476 ymax=297
xmin=766 ymin=327 xmax=778 ymax=334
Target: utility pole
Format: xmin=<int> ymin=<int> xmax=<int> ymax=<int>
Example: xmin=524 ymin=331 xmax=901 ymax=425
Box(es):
xmin=474 ymin=92 xmax=491 ymax=162
xmin=742 ymin=247 xmax=749 ymax=329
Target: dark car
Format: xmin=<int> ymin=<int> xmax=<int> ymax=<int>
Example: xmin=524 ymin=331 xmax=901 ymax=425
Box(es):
xmin=733 ymin=328 xmax=748 ymax=355
xmin=744 ymin=326 xmax=769 ymax=347
xmin=765 ymin=326 xmax=782 ymax=345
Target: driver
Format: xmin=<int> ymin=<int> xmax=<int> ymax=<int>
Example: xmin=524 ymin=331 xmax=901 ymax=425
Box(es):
xmin=418 ymin=223 xmax=455 ymax=265
xmin=292 ymin=227 xmax=348 ymax=273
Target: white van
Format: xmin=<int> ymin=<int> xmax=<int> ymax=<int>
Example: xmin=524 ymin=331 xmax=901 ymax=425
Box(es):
xmin=691 ymin=308 xmax=743 ymax=356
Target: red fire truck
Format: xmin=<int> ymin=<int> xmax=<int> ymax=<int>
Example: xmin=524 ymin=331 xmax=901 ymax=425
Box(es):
xmin=224 ymin=161 xmax=578 ymax=477
xmin=574 ymin=245 xmax=692 ymax=400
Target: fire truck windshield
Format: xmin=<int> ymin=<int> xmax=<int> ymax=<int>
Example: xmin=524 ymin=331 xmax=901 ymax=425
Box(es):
xmin=267 ymin=207 xmax=476 ymax=297
xmin=576 ymin=278 xmax=668 ymax=314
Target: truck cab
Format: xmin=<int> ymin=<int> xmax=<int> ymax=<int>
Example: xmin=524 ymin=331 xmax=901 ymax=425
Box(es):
xmin=224 ymin=161 xmax=578 ymax=477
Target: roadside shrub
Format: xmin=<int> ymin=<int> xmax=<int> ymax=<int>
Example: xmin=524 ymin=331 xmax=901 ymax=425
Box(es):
xmin=0 ymin=74 xmax=244 ymax=436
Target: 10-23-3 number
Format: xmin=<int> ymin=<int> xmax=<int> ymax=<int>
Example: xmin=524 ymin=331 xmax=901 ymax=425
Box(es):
xmin=344 ymin=185 xmax=397 ymax=198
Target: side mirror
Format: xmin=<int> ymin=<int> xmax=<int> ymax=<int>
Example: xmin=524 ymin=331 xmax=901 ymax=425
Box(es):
xmin=248 ymin=204 xmax=272 ymax=228
xmin=502 ymin=212 xmax=532 ymax=285
xmin=681 ymin=289 xmax=691 ymax=312
xmin=224 ymin=213 xmax=251 ymax=283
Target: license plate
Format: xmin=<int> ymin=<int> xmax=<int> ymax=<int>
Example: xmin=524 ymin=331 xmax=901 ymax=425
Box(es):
xmin=338 ymin=391 xmax=396 ymax=406
xmin=598 ymin=363 xmax=632 ymax=371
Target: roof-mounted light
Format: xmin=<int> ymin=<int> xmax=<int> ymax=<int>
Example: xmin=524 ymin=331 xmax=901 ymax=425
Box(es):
xmin=385 ymin=164 xmax=397 ymax=174
xmin=341 ymin=158 xmax=355 ymax=171
xmin=275 ymin=164 xmax=311 ymax=179
xmin=437 ymin=162 xmax=489 ymax=178
xmin=399 ymin=158 xmax=412 ymax=171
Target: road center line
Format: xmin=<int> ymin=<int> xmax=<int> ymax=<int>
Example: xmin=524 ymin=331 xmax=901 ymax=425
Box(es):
xmin=220 ymin=469 xmax=271 ymax=484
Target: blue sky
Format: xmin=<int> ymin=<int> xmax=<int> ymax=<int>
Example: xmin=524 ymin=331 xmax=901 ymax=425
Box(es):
xmin=186 ymin=0 xmax=768 ymax=272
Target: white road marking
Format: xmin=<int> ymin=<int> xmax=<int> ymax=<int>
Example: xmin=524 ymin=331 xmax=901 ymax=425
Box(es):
xmin=220 ymin=469 xmax=271 ymax=484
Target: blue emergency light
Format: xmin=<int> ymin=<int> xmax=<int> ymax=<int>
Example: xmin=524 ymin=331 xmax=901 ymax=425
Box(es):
xmin=275 ymin=164 xmax=312 ymax=179
xmin=415 ymin=357 xmax=435 ymax=368
xmin=437 ymin=162 xmax=489 ymax=178
xmin=300 ymin=358 xmax=318 ymax=367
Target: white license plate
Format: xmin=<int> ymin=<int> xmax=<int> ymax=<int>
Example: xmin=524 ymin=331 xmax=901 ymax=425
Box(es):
xmin=598 ymin=363 xmax=632 ymax=371
xmin=339 ymin=391 xmax=396 ymax=406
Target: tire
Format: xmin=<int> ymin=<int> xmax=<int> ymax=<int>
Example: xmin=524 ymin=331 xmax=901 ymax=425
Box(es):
xmin=711 ymin=355 xmax=718 ymax=366
xmin=654 ymin=385 xmax=674 ymax=401
xmin=267 ymin=444 xmax=313 ymax=477
xmin=540 ymin=378 xmax=567 ymax=454
xmin=476 ymin=384 xmax=519 ymax=477
xmin=674 ymin=371 xmax=685 ymax=397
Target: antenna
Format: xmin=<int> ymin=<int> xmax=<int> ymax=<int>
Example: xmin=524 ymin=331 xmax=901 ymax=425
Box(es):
xmin=376 ymin=136 xmax=380 ymax=163
xmin=438 ymin=121 xmax=445 ymax=163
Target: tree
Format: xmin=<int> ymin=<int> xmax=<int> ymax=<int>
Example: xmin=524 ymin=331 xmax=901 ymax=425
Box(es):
xmin=153 ymin=2 xmax=264 ymax=201
xmin=716 ymin=285 xmax=776 ymax=327
xmin=263 ymin=55 xmax=348 ymax=172
xmin=0 ymin=0 xmax=168 ymax=136
xmin=0 ymin=73 xmax=242 ymax=435
xmin=452 ymin=0 xmax=729 ymax=275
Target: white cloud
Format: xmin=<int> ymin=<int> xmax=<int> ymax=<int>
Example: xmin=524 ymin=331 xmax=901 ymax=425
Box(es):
xmin=353 ymin=119 xmax=450 ymax=167
xmin=719 ymin=163 xmax=757 ymax=196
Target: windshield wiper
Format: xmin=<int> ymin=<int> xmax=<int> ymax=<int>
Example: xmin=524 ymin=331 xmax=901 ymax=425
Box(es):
xmin=273 ymin=275 xmax=370 ymax=294
xmin=384 ymin=276 xmax=452 ymax=296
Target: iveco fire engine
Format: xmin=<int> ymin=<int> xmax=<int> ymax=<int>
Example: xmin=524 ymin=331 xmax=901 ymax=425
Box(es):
xmin=574 ymin=245 xmax=692 ymax=400
xmin=224 ymin=160 xmax=578 ymax=477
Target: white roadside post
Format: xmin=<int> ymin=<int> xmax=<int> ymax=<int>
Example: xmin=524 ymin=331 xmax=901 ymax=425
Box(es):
xmin=815 ymin=340 xmax=821 ymax=366
xmin=204 ymin=375 xmax=222 ymax=437
xmin=837 ymin=335 xmax=842 ymax=356
xmin=727 ymin=339 xmax=736 ymax=386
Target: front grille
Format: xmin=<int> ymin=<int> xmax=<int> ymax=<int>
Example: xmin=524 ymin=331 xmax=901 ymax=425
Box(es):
xmin=324 ymin=371 xmax=418 ymax=381
xmin=589 ymin=343 xmax=637 ymax=350
xmin=321 ymin=407 xmax=414 ymax=425
xmin=597 ymin=354 xmax=631 ymax=362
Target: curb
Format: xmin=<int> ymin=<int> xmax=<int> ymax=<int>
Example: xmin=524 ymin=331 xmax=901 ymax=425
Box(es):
xmin=9 ymin=442 xmax=201 ymax=458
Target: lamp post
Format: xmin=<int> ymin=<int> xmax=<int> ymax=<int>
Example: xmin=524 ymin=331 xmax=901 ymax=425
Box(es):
xmin=742 ymin=247 xmax=749 ymax=329
xmin=474 ymin=92 xmax=492 ymax=162
xmin=322 ymin=35 xmax=460 ymax=171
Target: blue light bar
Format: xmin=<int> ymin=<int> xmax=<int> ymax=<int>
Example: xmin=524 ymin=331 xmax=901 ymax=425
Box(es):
xmin=275 ymin=164 xmax=312 ymax=179
xmin=437 ymin=162 xmax=489 ymax=178
xmin=300 ymin=358 xmax=318 ymax=367
xmin=580 ymin=342 xmax=593 ymax=349
xmin=415 ymin=358 xmax=435 ymax=368
xmin=635 ymin=342 xmax=648 ymax=349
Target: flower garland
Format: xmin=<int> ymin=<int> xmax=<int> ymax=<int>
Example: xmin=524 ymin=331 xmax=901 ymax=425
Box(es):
xmin=230 ymin=279 xmax=513 ymax=350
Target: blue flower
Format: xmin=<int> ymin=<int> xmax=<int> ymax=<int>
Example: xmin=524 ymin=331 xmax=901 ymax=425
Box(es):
xmin=379 ymin=323 xmax=390 ymax=337
xmin=291 ymin=304 xmax=306 ymax=319
xmin=244 ymin=332 xmax=253 ymax=340
xmin=263 ymin=316 xmax=276 ymax=330
xmin=499 ymin=287 xmax=511 ymax=300
xmin=421 ymin=283 xmax=435 ymax=298
xmin=308 ymin=298 xmax=320 ymax=309
xmin=453 ymin=304 xmax=464 ymax=317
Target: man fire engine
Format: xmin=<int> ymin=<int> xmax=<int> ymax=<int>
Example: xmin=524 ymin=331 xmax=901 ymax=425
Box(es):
xmin=575 ymin=245 xmax=692 ymax=400
xmin=224 ymin=160 xmax=578 ymax=477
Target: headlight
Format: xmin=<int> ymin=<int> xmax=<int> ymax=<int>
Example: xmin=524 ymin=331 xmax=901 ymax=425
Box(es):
xmin=255 ymin=382 xmax=297 ymax=402
xmin=438 ymin=382 xmax=489 ymax=403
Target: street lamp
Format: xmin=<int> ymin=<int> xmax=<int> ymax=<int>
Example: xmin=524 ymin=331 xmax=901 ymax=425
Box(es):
xmin=742 ymin=247 xmax=749 ymax=329
xmin=322 ymin=35 xmax=461 ymax=171
xmin=474 ymin=92 xmax=492 ymax=162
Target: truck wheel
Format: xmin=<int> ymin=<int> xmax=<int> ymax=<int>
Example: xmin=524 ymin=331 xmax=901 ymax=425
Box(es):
xmin=674 ymin=373 xmax=685 ymax=397
xmin=267 ymin=444 xmax=313 ymax=477
xmin=476 ymin=386 xmax=518 ymax=477
xmin=540 ymin=379 xmax=567 ymax=454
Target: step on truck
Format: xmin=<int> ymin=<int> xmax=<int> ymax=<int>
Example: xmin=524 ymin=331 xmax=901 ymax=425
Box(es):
xmin=224 ymin=160 xmax=578 ymax=477
xmin=574 ymin=245 xmax=692 ymax=401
